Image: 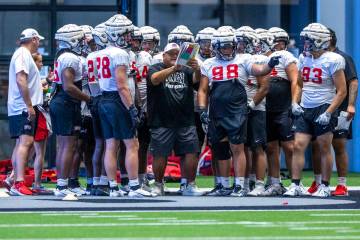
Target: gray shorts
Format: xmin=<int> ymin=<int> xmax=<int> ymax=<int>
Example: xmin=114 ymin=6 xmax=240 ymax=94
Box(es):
xmin=149 ymin=126 xmax=199 ymax=157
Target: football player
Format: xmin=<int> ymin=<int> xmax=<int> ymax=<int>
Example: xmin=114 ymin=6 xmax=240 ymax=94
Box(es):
xmin=198 ymin=29 xmax=280 ymax=197
xmin=140 ymin=26 xmax=161 ymax=57
xmin=50 ymin=24 xmax=92 ymax=197
xmin=97 ymin=14 xmax=153 ymax=197
xmin=284 ymin=23 xmax=346 ymax=197
xmin=262 ymin=27 xmax=299 ymax=196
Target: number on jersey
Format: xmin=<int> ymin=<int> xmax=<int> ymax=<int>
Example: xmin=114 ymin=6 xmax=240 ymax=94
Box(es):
xmin=53 ymin=61 xmax=60 ymax=82
xmin=302 ymin=67 xmax=322 ymax=84
xmin=131 ymin=61 xmax=149 ymax=82
xmin=212 ymin=64 xmax=239 ymax=81
xmin=87 ymin=56 xmax=112 ymax=81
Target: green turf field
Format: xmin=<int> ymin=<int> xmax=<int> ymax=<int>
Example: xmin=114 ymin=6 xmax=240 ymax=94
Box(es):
xmin=0 ymin=210 xmax=360 ymax=239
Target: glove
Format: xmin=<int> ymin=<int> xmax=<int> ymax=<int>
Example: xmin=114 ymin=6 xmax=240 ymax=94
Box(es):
xmin=335 ymin=111 xmax=351 ymax=130
xmin=291 ymin=102 xmax=304 ymax=116
xmin=315 ymin=111 xmax=331 ymax=125
xmin=199 ymin=110 xmax=209 ymax=125
xmin=129 ymin=104 xmax=140 ymax=129
xmin=268 ymin=56 xmax=281 ymax=68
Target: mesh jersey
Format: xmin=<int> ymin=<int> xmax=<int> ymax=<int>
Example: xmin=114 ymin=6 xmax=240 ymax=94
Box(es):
xmin=86 ymin=51 xmax=102 ymax=97
xmin=129 ymin=51 xmax=152 ymax=111
xmin=269 ymin=50 xmax=298 ymax=80
xmin=201 ymin=54 xmax=253 ymax=117
xmin=79 ymin=56 xmax=91 ymax=117
xmin=96 ymin=46 xmax=129 ymax=92
xmin=152 ymin=52 xmax=163 ymax=64
xmin=298 ymin=52 xmax=345 ymax=108
xmin=246 ymin=54 xmax=269 ymax=111
xmin=54 ymin=52 xmax=83 ymax=84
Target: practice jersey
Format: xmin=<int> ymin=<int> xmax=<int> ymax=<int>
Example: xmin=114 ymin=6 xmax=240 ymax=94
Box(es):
xmin=130 ymin=51 xmax=152 ymax=111
xmin=269 ymin=50 xmax=298 ymax=80
xmin=96 ymin=46 xmax=130 ymax=92
xmin=246 ymin=54 xmax=269 ymax=111
xmin=80 ymin=56 xmax=91 ymax=117
xmin=201 ymin=54 xmax=253 ymax=117
xmin=53 ymin=52 xmax=83 ymax=85
xmin=86 ymin=51 xmax=102 ymax=97
xmin=152 ymin=51 xmax=163 ymax=64
xmin=298 ymin=51 xmax=345 ymax=108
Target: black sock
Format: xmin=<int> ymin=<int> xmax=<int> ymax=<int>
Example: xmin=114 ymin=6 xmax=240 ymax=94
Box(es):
xmin=322 ymin=180 xmax=329 ymax=187
xmin=121 ymin=177 xmax=129 ymax=186
xmin=292 ymin=179 xmax=300 ymax=186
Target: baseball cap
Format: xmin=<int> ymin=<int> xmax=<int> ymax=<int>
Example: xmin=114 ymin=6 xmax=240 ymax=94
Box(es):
xmin=164 ymin=42 xmax=180 ymax=53
xmin=20 ymin=28 xmax=45 ymax=41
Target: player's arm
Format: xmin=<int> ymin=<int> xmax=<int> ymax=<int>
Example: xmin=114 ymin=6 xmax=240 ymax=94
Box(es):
xmin=151 ymin=64 xmax=181 ymax=85
xmin=251 ymin=56 xmax=281 ymax=76
xmin=197 ymin=74 xmax=209 ymax=109
xmin=252 ymin=75 xmax=269 ymax=106
xmin=326 ymin=69 xmax=347 ymax=114
xmin=115 ymin=65 xmax=133 ymax=109
xmin=16 ymin=71 xmax=35 ymax=120
xmin=347 ymin=78 xmax=358 ymax=119
xmin=286 ymin=63 xmax=301 ymax=103
xmin=62 ymin=67 xmax=90 ymax=102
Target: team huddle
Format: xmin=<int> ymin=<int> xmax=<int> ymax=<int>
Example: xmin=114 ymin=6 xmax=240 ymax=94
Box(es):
xmin=6 ymin=13 xmax=357 ymax=199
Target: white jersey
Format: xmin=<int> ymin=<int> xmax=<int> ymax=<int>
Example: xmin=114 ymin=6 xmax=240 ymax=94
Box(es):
xmin=8 ymin=47 xmax=43 ymax=116
xmin=96 ymin=46 xmax=129 ymax=92
xmin=298 ymin=52 xmax=345 ymax=108
xmin=80 ymin=56 xmax=91 ymax=117
xmin=201 ymin=54 xmax=253 ymax=87
xmin=246 ymin=54 xmax=269 ymax=111
xmin=53 ymin=52 xmax=83 ymax=85
xmin=269 ymin=50 xmax=298 ymax=80
xmin=130 ymin=51 xmax=152 ymax=112
xmin=152 ymin=52 xmax=163 ymax=64
xmin=86 ymin=51 xmax=102 ymax=97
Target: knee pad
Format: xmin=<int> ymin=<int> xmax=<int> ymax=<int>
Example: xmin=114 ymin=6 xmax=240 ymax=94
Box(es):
xmin=211 ymin=141 xmax=231 ymax=160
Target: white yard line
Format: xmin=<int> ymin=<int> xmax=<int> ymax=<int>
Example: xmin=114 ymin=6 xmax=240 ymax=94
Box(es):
xmin=310 ymin=213 xmax=360 ymax=217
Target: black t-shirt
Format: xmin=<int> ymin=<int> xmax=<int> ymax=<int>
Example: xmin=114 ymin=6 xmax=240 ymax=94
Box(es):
xmin=147 ymin=63 xmax=195 ymax=128
xmin=335 ymin=48 xmax=358 ymax=111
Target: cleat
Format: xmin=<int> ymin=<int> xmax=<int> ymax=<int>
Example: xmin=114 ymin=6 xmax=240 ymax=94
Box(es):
xmin=182 ymin=183 xmax=204 ymax=196
xmin=140 ymin=178 xmax=152 ymax=193
xmin=151 ymin=182 xmax=165 ymax=196
xmin=262 ymin=184 xmax=285 ymax=196
xmin=331 ymin=185 xmax=349 ymax=196
xmin=3 ymin=178 xmax=13 ymax=192
xmin=54 ymin=186 xmax=81 ymax=197
xmin=206 ymin=183 xmax=223 ymax=196
xmin=218 ymin=186 xmax=233 ymax=196
xmin=85 ymin=183 xmax=93 ymax=195
xmin=32 ymin=185 xmax=53 ymax=195
xmin=9 ymin=181 xmax=33 ymax=196
xmin=95 ymin=185 xmax=110 ymax=196
xmin=283 ymin=183 xmax=309 ymax=197
xmin=307 ymin=181 xmax=319 ymax=194
xmin=128 ymin=186 xmax=154 ymax=198
xmin=69 ymin=179 xmax=86 ymax=196
xmin=177 ymin=183 xmax=186 ymax=195
xmin=230 ymin=185 xmax=248 ymax=197
xmin=249 ymin=180 xmax=256 ymax=191
xmin=248 ymin=183 xmax=266 ymax=196
xmin=109 ymin=186 xmax=125 ymax=197
xmin=312 ymin=184 xmax=331 ymax=198
xmin=120 ymin=185 xmax=130 ymax=195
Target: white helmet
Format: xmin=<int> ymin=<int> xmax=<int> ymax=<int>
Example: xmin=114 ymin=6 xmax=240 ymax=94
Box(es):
xmin=300 ymin=23 xmax=330 ymax=52
xmin=217 ymin=26 xmax=236 ymax=34
xmin=105 ymin=14 xmax=134 ymax=48
xmin=255 ymin=28 xmax=274 ymax=54
xmin=131 ymin=26 xmax=143 ymax=52
xmin=140 ymin=26 xmax=160 ymax=54
xmin=168 ymin=25 xmax=194 ymax=45
xmin=55 ymin=24 xmax=85 ymax=55
xmin=235 ymin=26 xmax=259 ymax=54
xmin=212 ymin=30 xmax=237 ymax=61
xmin=80 ymin=25 xmax=94 ymax=55
xmin=195 ymin=27 xmax=216 ymax=59
xmin=195 ymin=27 xmax=216 ymax=42
xmin=92 ymin=23 xmax=108 ymax=50
xmin=268 ymin=27 xmax=289 ymax=45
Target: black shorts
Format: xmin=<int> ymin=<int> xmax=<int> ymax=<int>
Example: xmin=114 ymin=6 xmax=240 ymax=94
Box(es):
xmin=98 ymin=91 xmax=136 ymax=140
xmin=246 ymin=110 xmax=266 ymax=149
xmin=80 ymin=116 xmax=94 ymax=141
xmin=138 ymin=116 xmax=150 ymax=146
xmin=49 ymin=96 xmax=81 ymax=136
xmin=194 ymin=111 xmax=205 ymax=148
xmin=266 ymin=110 xmax=294 ymax=142
xmin=149 ymin=126 xmax=199 ymax=157
xmin=208 ymin=113 xmax=247 ymax=145
xmin=8 ymin=109 xmax=39 ymax=139
xmin=333 ymin=122 xmax=352 ymax=139
xmin=294 ymin=104 xmax=337 ymax=137
xmin=89 ymin=95 xmax=103 ymax=139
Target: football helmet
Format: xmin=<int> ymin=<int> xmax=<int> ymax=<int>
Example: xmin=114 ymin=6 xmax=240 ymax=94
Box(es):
xmin=130 ymin=26 xmax=143 ymax=52
xmin=255 ymin=28 xmax=274 ymax=54
xmin=140 ymin=26 xmax=160 ymax=54
xmin=80 ymin=25 xmax=94 ymax=55
xmin=195 ymin=27 xmax=216 ymax=59
xmin=269 ymin=27 xmax=289 ymax=45
xmin=55 ymin=24 xmax=85 ymax=55
xmin=212 ymin=30 xmax=237 ymax=61
xmin=168 ymin=25 xmax=194 ymax=46
xmin=300 ymin=23 xmax=330 ymax=53
xmin=92 ymin=23 xmax=108 ymax=50
xmin=105 ymin=14 xmax=134 ymax=49
xmin=235 ymin=26 xmax=259 ymax=54
xmin=217 ymin=26 xmax=236 ymax=34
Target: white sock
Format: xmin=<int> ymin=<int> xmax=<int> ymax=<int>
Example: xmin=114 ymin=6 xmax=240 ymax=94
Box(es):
xmin=180 ymin=178 xmax=187 ymax=185
xmin=215 ymin=176 xmax=221 ymax=185
xmin=109 ymin=180 xmax=117 ymax=188
xmin=315 ymin=174 xmax=322 ymax=185
xmin=93 ymin=177 xmax=100 ymax=186
xmin=249 ymin=174 xmax=256 ymax=182
xmin=256 ymin=180 xmax=265 ymax=187
xmin=235 ymin=177 xmax=245 ymax=188
xmin=220 ymin=177 xmax=230 ymax=188
xmin=57 ymin=178 xmax=68 ymax=187
xmin=266 ymin=176 xmax=272 ymax=186
xmin=271 ymin=177 xmax=280 ymax=185
xmin=129 ymin=178 xmax=140 ymax=187
xmin=338 ymin=177 xmax=346 ymax=186
xmin=100 ymin=175 xmax=108 ymax=185
xmin=244 ymin=178 xmax=250 ymax=190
